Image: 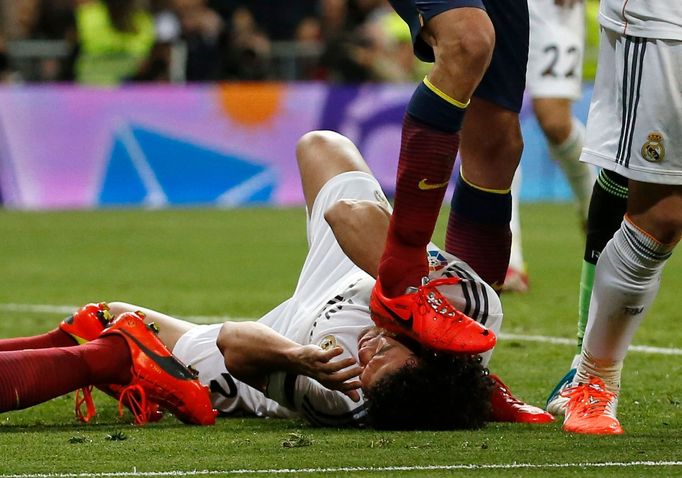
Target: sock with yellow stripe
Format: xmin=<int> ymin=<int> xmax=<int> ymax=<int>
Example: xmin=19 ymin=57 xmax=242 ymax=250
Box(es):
xmin=445 ymin=172 xmax=512 ymax=290
xmin=378 ymin=78 xmax=467 ymax=297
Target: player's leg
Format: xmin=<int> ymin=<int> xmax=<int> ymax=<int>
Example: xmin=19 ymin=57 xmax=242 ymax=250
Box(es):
xmin=379 ymin=1 xmax=494 ymax=298
xmin=108 ymin=302 xmax=195 ymax=351
xmin=534 ymin=98 xmax=595 ymax=221
xmin=546 ymin=169 xmax=628 ymax=414
xmin=367 ymin=0 xmax=499 ymax=354
xmin=562 ymin=32 xmax=682 ymax=434
xmin=296 ymin=130 xmax=372 ymax=214
xmin=0 ymin=303 xmax=113 ymax=351
xmin=444 ymin=0 xmax=528 ymax=291
xmin=0 ymin=312 xmax=214 ymax=424
xmin=526 ymin=0 xmax=593 ymax=223
xmin=565 ymin=184 xmax=681 ymax=434
xmin=0 ymin=333 xmax=132 ymax=413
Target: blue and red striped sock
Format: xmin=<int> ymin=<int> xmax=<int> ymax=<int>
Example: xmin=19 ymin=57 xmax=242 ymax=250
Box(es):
xmin=445 ymin=173 xmax=512 ymax=291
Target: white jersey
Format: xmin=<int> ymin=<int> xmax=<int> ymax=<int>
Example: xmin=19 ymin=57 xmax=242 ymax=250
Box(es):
xmin=173 ymin=172 xmax=502 ymax=426
xmin=600 ymin=0 xmax=682 ymax=40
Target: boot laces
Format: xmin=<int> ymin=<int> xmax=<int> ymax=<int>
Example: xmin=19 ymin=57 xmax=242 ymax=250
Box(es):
xmin=75 ymin=386 xmax=97 ymax=423
xmin=561 ymin=377 xmax=616 ymax=418
xmin=416 ymin=276 xmax=464 ymax=319
xmin=118 ymin=384 xmax=155 ymax=425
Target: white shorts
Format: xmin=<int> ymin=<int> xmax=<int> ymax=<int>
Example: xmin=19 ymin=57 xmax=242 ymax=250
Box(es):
xmin=581 ymin=29 xmax=682 ymax=184
xmin=526 ymin=0 xmax=584 ymax=99
xmin=173 ymin=323 xmax=294 ymax=417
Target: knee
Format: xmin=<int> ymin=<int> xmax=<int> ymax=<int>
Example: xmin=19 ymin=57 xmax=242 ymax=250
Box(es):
xmin=637 ymin=213 xmax=682 ymax=245
xmin=433 ymin=19 xmax=495 ymax=77
xmin=108 ymin=301 xmax=134 ymax=316
xmin=296 ymin=130 xmax=351 ymax=163
xmin=216 ymin=322 xmax=232 ymax=355
xmin=536 ymin=115 xmax=572 ymax=146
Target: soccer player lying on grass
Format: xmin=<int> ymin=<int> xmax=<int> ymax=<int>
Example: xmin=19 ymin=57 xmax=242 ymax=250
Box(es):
xmin=0 ymin=131 xmax=552 ymax=429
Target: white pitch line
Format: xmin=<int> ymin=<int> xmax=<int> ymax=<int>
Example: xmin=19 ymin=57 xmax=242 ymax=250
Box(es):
xmin=1 ymin=302 xmax=681 ymax=356
xmin=2 ymin=461 xmax=682 ymax=478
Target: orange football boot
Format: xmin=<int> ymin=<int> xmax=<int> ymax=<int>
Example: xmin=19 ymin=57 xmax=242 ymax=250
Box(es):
xmin=59 ymin=303 xmax=163 ymax=424
xmin=60 ymin=302 xmax=113 ymax=344
xmin=489 ymin=375 xmax=554 ymax=423
xmin=562 ymin=377 xmax=623 ymax=435
xmin=370 ymin=276 xmax=496 ymax=354
xmin=101 ymin=311 xmax=217 ymax=426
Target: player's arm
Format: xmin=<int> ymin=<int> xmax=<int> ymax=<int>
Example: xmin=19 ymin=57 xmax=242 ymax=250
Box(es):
xmin=324 ymin=199 xmax=391 ymax=279
xmin=216 ymin=321 xmax=362 ymax=401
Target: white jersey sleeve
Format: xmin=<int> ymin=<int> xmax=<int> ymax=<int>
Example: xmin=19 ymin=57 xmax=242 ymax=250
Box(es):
xmin=266 ymin=373 xmax=367 ymax=427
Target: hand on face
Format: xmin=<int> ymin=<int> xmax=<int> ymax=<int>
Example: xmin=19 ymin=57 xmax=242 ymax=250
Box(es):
xmin=294 ymin=344 xmax=363 ymax=402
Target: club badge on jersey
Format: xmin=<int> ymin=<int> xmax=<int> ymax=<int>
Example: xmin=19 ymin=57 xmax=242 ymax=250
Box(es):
xmin=428 ymin=250 xmax=449 ymax=272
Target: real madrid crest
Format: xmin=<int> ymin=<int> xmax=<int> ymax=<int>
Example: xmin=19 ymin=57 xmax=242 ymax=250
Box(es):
xmin=641 ymin=132 xmax=665 ymax=163
xmin=320 ymin=335 xmax=337 ymax=351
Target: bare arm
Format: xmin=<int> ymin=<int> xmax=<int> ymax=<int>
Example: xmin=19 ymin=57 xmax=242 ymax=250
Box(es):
xmin=324 ymin=199 xmax=391 ymax=279
xmin=216 ymin=321 xmax=362 ymax=401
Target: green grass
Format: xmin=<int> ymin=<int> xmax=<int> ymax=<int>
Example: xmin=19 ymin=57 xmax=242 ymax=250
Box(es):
xmin=0 ymin=205 xmax=681 ymax=477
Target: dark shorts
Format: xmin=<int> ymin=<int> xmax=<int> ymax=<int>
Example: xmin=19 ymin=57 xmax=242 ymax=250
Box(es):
xmin=389 ymin=0 xmax=529 ymax=113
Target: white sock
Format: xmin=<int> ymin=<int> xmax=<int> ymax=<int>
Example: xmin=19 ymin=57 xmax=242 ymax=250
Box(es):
xmin=508 ymin=168 xmax=524 ymax=270
xmin=549 ymin=118 xmax=596 ymax=220
xmin=576 ymin=216 xmax=675 ymax=392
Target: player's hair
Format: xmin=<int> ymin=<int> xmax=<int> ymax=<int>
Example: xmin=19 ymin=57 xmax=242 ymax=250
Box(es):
xmin=364 ymin=341 xmax=492 ymax=430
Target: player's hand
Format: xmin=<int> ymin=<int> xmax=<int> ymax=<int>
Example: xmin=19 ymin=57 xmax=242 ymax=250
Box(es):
xmin=554 ymin=0 xmax=583 ymax=6
xmin=294 ymin=345 xmax=363 ymax=402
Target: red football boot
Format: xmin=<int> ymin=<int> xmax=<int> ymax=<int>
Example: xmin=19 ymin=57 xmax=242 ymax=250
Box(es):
xmin=59 ymin=303 xmax=163 ymax=424
xmin=370 ymin=276 xmax=496 ymax=354
xmin=489 ymin=374 xmax=554 ymax=423
xmin=60 ymin=302 xmax=113 ymax=344
xmin=101 ymin=311 xmax=217 ymax=425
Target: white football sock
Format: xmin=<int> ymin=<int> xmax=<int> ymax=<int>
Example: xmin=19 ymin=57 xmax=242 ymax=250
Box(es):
xmin=549 ymin=118 xmax=595 ymax=220
xmin=576 ymin=216 xmax=675 ymax=392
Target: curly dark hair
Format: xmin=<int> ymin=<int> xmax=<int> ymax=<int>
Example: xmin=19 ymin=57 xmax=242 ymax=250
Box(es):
xmin=364 ymin=347 xmax=492 ymax=430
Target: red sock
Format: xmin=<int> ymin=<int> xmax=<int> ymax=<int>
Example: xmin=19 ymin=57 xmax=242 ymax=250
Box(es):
xmin=0 ymin=335 xmax=132 ymax=412
xmin=378 ymin=115 xmax=459 ymax=297
xmin=0 ymin=328 xmax=77 ymax=351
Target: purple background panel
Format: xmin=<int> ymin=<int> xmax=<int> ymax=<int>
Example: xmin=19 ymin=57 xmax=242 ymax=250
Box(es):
xmin=0 ymin=83 xmax=592 ymax=210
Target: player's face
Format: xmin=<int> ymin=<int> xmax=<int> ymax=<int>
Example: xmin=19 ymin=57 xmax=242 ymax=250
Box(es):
xmin=357 ymin=328 xmax=417 ymax=390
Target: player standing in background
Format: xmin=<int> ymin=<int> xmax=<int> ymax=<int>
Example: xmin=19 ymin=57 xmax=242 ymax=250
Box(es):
xmin=504 ymin=0 xmax=596 ymax=293
xmin=548 ymin=0 xmax=682 ymax=434
xmin=371 ymin=0 xmax=529 ymax=353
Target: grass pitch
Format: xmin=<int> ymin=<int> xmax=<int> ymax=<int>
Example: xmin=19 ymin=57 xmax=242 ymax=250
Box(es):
xmin=0 ymin=204 xmax=680 ymax=477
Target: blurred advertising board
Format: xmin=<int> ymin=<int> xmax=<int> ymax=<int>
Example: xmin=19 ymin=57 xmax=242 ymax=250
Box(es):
xmin=0 ymin=83 xmax=591 ymax=209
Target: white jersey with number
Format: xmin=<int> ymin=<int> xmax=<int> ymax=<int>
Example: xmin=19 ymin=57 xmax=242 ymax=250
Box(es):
xmin=172 ymin=172 xmax=502 ymax=426
xmin=526 ymin=0 xmax=584 ymax=99
xmin=600 ymin=0 xmax=682 ymax=40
